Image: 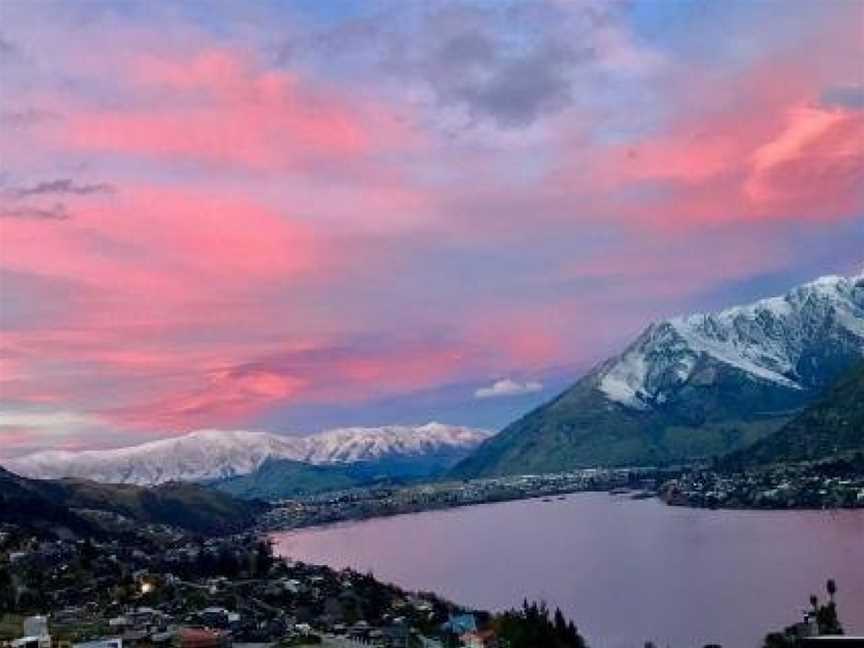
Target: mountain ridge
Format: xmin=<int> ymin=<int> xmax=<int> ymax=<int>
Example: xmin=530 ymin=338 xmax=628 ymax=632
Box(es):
xmin=454 ymin=272 xmax=864 ymax=477
xmin=5 ymin=422 xmax=491 ymax=486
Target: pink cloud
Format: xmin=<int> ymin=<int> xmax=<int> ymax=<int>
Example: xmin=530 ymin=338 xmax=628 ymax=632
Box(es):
xmin=51 ymin=48 xmax=418 ymax=172
xmin=745 ymin=104 xmax=864 ymax=217
xmin=549 ymin=17 xmax=864 ymax=230
xmin=1 ymin=186 xmax=317 ymax=297
xmin=97 ymin=338 xmax=473 ymax=429
xmin=1 ymin=3 xmax=861 ymax=454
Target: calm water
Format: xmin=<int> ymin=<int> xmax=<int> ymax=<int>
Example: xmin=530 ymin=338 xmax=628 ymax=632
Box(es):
xmin=271 ymin=493 xmax=864 ymax=647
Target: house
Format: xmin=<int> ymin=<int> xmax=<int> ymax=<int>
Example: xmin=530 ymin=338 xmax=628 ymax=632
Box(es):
xmin=175 ymin=628 xmax=228 ymax=648
xmin=12 ymin=616 xmax=52 ymax=648
xmin=459 ymin=629 xmax=498 ymax=648
xmin=71 ymin=639 xmax=123 ymax=648
xmin=22 ymin=617 xmax=48 ymax=638
xmin=11 ymin=636 xmax=51 ymax=648
xmin=441 ymin=614 xmax=476 ymax=635
xmin=108 ymin=617 xmax=128 ymax=631
xmin=197 ymin=608 xmax=238 ymax=630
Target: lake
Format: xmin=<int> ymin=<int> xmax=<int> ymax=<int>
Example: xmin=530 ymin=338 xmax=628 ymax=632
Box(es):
xmin=271 ymin=493 xmax=864 ymax=647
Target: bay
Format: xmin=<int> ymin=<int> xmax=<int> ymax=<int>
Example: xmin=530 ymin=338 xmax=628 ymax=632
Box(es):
xmin=271 ymin=492 xmax=864 ymax=647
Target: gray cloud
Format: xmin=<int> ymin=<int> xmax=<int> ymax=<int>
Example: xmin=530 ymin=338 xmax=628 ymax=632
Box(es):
xmin=822 ymin=84 xmax=864 ymax=109
xmin=0 ymin=108 xmax=58 ymax=127
xmin=0 ymin=202 xmax=71 ymax=221
xmin=14 ymin=178 xmax=115 ymax=197
xmin=386 ymin=4 xmax=600 ymax=128
xmin=0 ymin=35 xmax=15 ymax=58
xmin=293 ymin=1 xmax=627 ymax=129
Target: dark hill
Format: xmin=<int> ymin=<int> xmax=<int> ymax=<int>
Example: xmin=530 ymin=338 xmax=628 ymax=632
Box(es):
xmin=0 ymin=466 xmax=101 ymax=538
xmin=0 ymin=466 xmax=267 ymax=535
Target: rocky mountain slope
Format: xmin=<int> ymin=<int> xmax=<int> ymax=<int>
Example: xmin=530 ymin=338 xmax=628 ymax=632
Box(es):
xmin=5 ymin=423 xmax=491 ymax=485
xmin=454 ymin=272 xmax=864 ymax=477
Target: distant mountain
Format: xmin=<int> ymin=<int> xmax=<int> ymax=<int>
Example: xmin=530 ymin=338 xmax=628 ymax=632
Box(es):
xmin=454 ymin=272 xmax=864 ymax=477
xmin=723 ymin=362 xmax=864 ymax=467
xmin=214 ymin=458 xmax=362 ymax=500
xmin=5 ymin=423 xmax=491 ymax=486
xmin=213 ymin=448 xmax=476 ymax=501
xmin=0 ymin=465 xmax=267 ymax=536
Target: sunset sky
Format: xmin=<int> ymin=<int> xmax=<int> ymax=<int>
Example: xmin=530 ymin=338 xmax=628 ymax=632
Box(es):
xmin=1 ymin=0 xmax=862 ymax=457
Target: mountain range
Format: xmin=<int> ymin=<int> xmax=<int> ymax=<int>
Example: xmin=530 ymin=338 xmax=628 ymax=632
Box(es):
xmin=6 ymin=272 xmax=862 ymax=491
xmin=5 ymin=423 xmax=490 ymax=486
xmin=454 ymin=272 xmax=864 ymax=477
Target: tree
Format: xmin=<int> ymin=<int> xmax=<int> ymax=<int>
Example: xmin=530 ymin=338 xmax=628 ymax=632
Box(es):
xmin=492 ymin=599 xmax=587 ymax=648
xmin=255 ymin=540 xmax=274 ymax=577
xmin=554 ymin=608 xmax=567 ymax=636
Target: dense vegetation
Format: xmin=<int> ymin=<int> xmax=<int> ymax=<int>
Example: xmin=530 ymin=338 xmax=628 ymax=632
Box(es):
xmin=492 ymin=600 xmax=587 ymax=648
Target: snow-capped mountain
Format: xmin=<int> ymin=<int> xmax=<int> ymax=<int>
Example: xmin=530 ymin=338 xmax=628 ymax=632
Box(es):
xmin=599 ymin=272 xmax=864 ymax=410
xmin=300 ymin=423 xmax=491 ymax=464
xmin=455 ymin=271 xmax=864 ymax=477
xmin=5 ymin=423 xmax=491 ymax=485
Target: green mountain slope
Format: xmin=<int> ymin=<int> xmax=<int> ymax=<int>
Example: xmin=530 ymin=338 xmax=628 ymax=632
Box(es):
xmin=214 ymin=458 xmax=362 ymax=500
xmin=724 ymin=363 xmax=864 ymax=467
xmin=452 ymin=357 xmax=797 ymax=477
xmin=213 ymin=452 xmax=479 ymax=501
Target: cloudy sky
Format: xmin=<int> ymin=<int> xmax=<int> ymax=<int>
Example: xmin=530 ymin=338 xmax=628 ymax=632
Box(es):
xmin=1 ymin=0 xmax=862 ymax=457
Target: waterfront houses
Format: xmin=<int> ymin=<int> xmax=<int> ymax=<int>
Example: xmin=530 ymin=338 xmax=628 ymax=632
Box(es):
xmin=257 ymin=469 xmax=663 ymax=532
xmin=662 ymin=461 xmax=864 ymax=510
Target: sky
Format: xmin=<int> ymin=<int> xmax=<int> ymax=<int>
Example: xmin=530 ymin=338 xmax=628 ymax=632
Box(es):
xmin=0 ymin=0 xmax=862 ymax=457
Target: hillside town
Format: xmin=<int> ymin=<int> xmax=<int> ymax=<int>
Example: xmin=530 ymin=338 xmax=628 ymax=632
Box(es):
xmin=0 ymin=523 xmax=502 ymax=648
xmin=661 ymin=458 xmax=864 ymax=510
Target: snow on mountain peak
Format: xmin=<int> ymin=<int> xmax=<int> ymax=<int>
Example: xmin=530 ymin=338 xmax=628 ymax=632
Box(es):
xmin=598 ymin=272 xmax=864 ymax=409
xmin=4 ymin=423 xmax=492 ymax=485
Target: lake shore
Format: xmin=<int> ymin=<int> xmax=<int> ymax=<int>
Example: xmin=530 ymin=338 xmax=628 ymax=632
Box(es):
xmin=255 ymin=467 xmax=673 ymax=533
